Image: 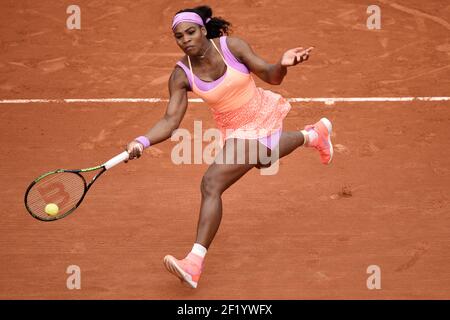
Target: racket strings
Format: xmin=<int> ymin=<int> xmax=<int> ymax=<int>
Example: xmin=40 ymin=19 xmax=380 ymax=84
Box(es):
xmin=26 ymin=172 xmax=86 ymax=219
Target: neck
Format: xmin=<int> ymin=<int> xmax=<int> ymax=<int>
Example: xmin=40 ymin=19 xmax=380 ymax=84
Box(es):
xmin=190 ymin=40 xmax=213 ymax=63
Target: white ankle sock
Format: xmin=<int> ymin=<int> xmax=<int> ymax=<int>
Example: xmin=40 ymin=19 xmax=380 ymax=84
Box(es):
xmin=191 ymin=243 xmax=207 ymax=258
xmin=301 ymin=129 xmax=318 ymax=146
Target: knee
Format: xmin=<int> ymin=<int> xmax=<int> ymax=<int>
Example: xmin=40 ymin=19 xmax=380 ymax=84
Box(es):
xmin=200 ymin=173 xmax=222 ymax=198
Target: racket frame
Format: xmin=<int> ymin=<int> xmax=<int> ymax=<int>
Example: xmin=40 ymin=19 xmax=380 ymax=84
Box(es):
xmin=24 ymin=151 xmax=129 ymax=222
xmin=24 ymin=165 xmax=105 ymax=222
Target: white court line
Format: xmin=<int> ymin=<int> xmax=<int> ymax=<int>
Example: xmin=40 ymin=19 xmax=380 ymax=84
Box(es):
xmin=289 ymin=97 xmax=450 ymax=104
xmin=0 ymin=97 xmax=449 ymax=104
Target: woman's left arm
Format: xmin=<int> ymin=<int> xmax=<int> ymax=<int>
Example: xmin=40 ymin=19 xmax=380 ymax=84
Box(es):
xmin=227 ymin=37 xmax=313 ymax=85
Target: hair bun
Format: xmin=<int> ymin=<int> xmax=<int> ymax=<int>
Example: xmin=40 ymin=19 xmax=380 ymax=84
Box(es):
xmin=194 ymin=5 xmax=213 ymax=20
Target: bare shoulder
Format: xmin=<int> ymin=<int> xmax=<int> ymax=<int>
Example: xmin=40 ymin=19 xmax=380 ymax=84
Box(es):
xmin=170 ymin=64 xmax=190 ymax=90
xmin=225 ymin=36 xmax=249 ymax=48
xmin=224 ymin=36 xmax=253 ymax=61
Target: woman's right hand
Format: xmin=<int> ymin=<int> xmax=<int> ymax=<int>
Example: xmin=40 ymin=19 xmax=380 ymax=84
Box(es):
xmin=126 ymin=140 xmax=144 ymax=161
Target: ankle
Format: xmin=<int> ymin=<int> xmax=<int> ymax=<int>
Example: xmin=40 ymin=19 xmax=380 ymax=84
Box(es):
xmin=187 ymin=243 xmax=207 ymax=266
xmin=301 ymin=129 xmax=318 ymax=147
xmin=300 ymin=130 xmax=309 ymax=146
xmin=191 ymin=243 xmax=207 ymax=257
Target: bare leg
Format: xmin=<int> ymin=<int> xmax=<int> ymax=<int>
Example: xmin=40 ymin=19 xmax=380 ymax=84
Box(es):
xmin=164 ymin=132 xmax=310 ymax=288
xmin=195 ymin=132 xmax=306 ymax=248
xmin=195 ymin=139 xmax=257 ymax=248
xmin=278 ymin=131 xmax=306 ymax=158
xmin=255 ymin=131 xmax=306 ymax=168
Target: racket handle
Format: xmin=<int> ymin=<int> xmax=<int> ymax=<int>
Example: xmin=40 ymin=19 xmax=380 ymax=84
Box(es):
xmin=104 ymin=151 xmax=130 ymax=170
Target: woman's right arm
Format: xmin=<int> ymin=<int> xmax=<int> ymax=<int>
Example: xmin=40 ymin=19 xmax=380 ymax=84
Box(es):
xmin=126 ymin=67 xmax=189 ymax=160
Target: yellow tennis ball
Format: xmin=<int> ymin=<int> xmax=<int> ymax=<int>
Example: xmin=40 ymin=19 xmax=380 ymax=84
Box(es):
xmin=45 ymin=203 xmax=59 ymax=216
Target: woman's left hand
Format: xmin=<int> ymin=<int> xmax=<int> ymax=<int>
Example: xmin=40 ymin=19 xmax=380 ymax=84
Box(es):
xmin=281 ymin=47 xmax=314 ymax=67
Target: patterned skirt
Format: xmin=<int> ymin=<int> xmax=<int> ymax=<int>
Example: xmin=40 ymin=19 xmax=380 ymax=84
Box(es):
xmin=212 ymin=87 xmax=291 ymax=149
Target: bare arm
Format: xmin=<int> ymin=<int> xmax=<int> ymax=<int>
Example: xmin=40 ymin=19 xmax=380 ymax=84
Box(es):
xmin=227 ymin=37 xmax=313 ymax=85
xmin=126 ymin=67 xmax=189 ymax=159
xmin=142 ymin=68 xmax=188 ymax=144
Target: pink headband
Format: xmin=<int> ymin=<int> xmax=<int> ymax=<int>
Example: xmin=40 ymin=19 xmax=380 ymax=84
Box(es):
xmin=172 ymin=12 xmax=211 ymax=30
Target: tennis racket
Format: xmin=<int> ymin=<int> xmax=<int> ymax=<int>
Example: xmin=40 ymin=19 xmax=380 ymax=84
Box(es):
xmin=24 ymin=151 xmax=130 ymax=222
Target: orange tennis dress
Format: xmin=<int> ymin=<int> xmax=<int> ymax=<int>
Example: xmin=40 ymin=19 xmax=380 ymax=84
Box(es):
xmin=176 ymin=36 xmax=291 ymax=150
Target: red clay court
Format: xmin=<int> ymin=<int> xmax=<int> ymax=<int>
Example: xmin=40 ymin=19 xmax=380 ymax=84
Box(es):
xmin=1 ymin=0 xmax=450 ymax=299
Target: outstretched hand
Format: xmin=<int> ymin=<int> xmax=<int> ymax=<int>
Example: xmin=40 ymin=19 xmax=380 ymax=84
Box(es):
xmin=281 ymin=47 xmax=314 ymax=67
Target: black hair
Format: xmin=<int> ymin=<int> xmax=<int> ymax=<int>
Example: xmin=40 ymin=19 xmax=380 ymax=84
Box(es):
xmin=176 ymin=5 xmax=232 ymax=39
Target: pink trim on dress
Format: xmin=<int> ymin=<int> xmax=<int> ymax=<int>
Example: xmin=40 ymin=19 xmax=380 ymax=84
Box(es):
xmin=176 ymin=36 xmax=249 ymax=91
xmin=176 ymin=61 xmax=227 ymax=91
xmin=219 ymin=37 xmax=249 ymax=74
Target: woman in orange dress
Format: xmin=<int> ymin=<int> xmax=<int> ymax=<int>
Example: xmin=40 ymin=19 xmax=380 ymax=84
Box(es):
xmin=126 ymin=5 xmax=333 ymax=288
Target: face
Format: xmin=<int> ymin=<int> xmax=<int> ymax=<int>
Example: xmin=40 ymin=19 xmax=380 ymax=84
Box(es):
xmin=173 ymin=22 xmax=207 ymax=55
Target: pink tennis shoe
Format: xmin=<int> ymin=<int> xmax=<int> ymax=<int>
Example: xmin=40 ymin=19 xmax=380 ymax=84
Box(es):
xmin=163 ymin=253 xmax=203 ymax=288
xmin=304 ymin=117 xmax=334 ymax=165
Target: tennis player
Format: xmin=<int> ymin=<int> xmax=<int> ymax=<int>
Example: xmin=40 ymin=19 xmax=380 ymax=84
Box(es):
xmin=126 ymin=6 xmax=333 ymax=288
